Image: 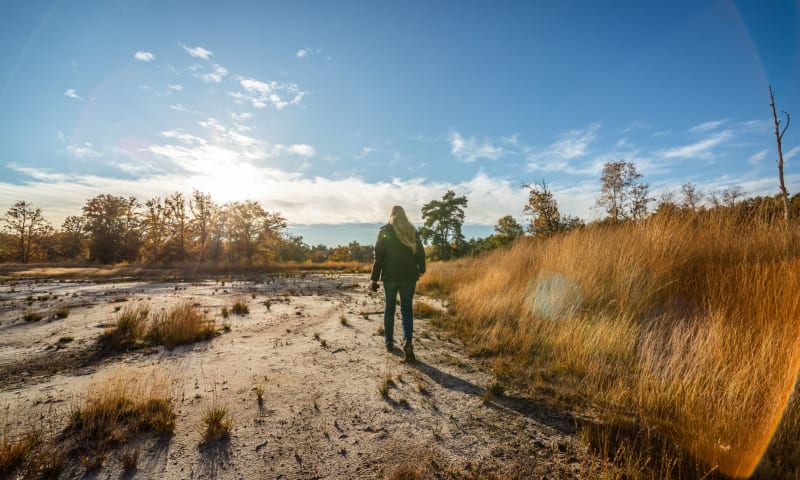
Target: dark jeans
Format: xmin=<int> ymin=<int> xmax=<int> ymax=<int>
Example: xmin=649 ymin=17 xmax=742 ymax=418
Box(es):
xmin=383 ymin=281 xmax=416 ymax=347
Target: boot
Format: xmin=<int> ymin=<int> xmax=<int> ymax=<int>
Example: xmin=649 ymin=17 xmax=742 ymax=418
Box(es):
xmin=403 ymin=343 xmax=416 ymax=363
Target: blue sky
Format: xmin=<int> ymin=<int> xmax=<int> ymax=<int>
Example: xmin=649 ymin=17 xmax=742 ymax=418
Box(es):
xmin=1 ymin=0 xmax=798 ymax=245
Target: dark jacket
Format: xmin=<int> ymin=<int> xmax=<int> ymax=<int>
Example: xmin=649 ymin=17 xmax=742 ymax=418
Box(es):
xmin=370 ymin=224 xmax=426 ymax=283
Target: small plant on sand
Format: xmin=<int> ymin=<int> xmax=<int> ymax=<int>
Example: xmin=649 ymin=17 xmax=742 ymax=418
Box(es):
xmin=147 ymin=302 xmax=217 ymax=349
xmin=340 ymin=315 xmax=348 ymax=326
xmin=53 ymin=306 xmax=70 ymax=319
xmin=202 ymin=404 xmax=232 ymax=442
xmin=313 ymin=331 xmax=321 ymax=340
xmin=377 ymin=326 xmax=385 ymax=335
xmin=23 ymin=311 xmax=43 ymax=322
xmin=253 ymin=383 xmax=265 ymax=402
xmin=221 ymin=306 xmax=229 ymax=318
xmin=231 ymin=297 xmax=249 ymax=315
xmin=483 ymin=381 xmax=505 ymax=403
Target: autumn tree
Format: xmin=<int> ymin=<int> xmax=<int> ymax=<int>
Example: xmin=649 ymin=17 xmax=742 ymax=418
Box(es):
xmin=82 ymin=194 xmax=141 ymax=263
xmin=141 ymin=196 xmax=169 ymax=263
xmin=57 ymin=215 xmax=86 ymax=259
xmin=2 ymin=201 xmax=50 ymax=263
xmin=190 ymin=190 xmax=216 ymax=262
xmin=493 ymin=215 xmax=524 ymax=247
xmin=596 ymin=160 xmax=649 ymax=222
xmin=161 ymin=192 xmax=187 ymax=262
xmin=523 ymin=182 xmax=582 ymax=236
xmin=420 ymin=189 xmax=468 ymax=260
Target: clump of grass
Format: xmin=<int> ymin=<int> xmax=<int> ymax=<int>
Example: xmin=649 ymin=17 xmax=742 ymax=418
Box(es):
xmin=100 ymin=304 xmax=149 ymax=349
xmin=377 ymin=326 xmax=385 ymax=335
xmin=202 ymin=404 xmax=232 ymax=442
xmin=147 ymin=302 xmax=217 ymax=349
xmin=0 ymin=430 xmax=42 ymax=478
xmin=221 ymin=306 xmax=230 ymax=318
xmin=340 ymin=315 xmax=348 ymax=326
xmin=23 ymin=311 xmax=43 ymax=322
xmin=253 ymin=383 xmax=265 ymax=402
xmin=313 ymin=331 xmax=321 ymax=340
xmin=53 ymin=306 xmax=70 ymax=319
xmin=231 ymin=297 xmax=249 ymax=315
xmin=483 ymin=381 xmax=505 ymax=403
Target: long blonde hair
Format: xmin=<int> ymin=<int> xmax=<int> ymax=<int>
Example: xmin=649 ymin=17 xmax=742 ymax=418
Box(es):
xmin=389 ymin=205 xmax=417 ymax=253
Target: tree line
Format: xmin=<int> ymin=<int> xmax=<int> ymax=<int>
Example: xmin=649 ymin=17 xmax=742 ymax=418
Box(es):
xmin=2 ymin=162 xmax=798 ymax=264
xmin=0 ymin=190 xmax=375 ymax=265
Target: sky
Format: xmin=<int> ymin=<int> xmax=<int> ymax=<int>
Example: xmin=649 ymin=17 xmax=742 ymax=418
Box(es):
xmin=1 ymin=0 xmax=799 ymax=246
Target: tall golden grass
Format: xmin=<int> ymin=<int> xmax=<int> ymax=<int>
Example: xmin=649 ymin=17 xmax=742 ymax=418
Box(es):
xmin=418 ymin=211 xmax=800 ymax=477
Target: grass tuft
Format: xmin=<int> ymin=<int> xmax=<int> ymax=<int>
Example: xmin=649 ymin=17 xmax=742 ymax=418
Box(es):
xmin=202 ymin=404 xmax=232 ymax=442
xmin=146 ymin=302 xmax=217 ymax=349
xmin=231 ymin=297 xmax=249 ymax=315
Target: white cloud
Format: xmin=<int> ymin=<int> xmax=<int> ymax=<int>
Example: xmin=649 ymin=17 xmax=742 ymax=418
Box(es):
xmin=525 ymin=123 xmax=601 ymax=172
xmin=198 ymin=64 xmax=228 ymax=83
xmin=231 ymin=112 xmax=253 ymax=122
xmin=134 ymin=51 xmax=154 ymax=62
xmin=168 ymin=84 xmax=183 ymax=91
xmin=278 ymin=144 xmax=316 ymax=157
xmin=181 ymin=44 xmax=213 ymax=60
xmin=64 ymin=89 xmax=82 ymax=100
xmin=170 ymin=104 xmax=199 ymax=114
xmin=748 ymin=149 xmax=768 ymax=165
xmin=231 ymin=77 xmax=307 ymax=110
xmin=66 ymin=143 xmax=101 ymax=158
xmin=660 ymin=130 xmax=732 ymax=159
xmin=449 ymin=131 xmax=504 ymax=163
xmin=689 ymin=119 xmax=729 ymax=134
xmin=296 ymin=49 xmax=309 ymax=58
xmin=786 ymin=146 xmax=800 ymax=161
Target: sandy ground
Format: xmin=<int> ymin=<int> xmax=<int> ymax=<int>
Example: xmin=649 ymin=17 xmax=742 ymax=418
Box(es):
xmin=0 ymin=272 xmax=594 ymax=479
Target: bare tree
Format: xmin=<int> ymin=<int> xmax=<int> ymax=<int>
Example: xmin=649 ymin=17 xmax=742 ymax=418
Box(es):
xmin=2 ymin=201 xmax=49 ymax=263
xmin=680 ymin=182 xmax=704 ymax=211
xmin=769 ymin=85 xmax=791 ymax=226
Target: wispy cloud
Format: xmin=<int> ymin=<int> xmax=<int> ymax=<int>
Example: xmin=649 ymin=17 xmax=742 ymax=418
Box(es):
xmin=449 ymin=131 xmax=504 ymax=163
xmin=355 ymin=146 xmax=378 ymax=160
xmin=525 ymin=123 xmax=601 ymax=172
xmin=296 ymin=49 xmax=309 ymax=58
xmin=689 ymin=119 xmax=729 ymax=134
xmin=748 ymin=149 xmax=768 ymax=165
xmin=170 ymin=104 xmax=199 ymax=114
xmin=786 ymin=146 xmax=800 ymax=161
xmin=660 ymin=130 xmax=732 ymax=159
xmin=168 ymin=84 xmax=183 ymax=91
xmin=230 ymin=77 xmax=307 ymax=110
xmin=181 ymin=44 xmax=213 ymax=60
xmin=134 ymin=51 xmax=154 ymax=62
xmin=64 ymin=88 xmax=82 ymax=100
xmin=66 ymin=143 xmax=100 ymax=158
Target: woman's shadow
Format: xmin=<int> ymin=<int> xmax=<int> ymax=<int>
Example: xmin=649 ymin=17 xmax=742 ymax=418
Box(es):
xmin=409 ymin=359 xmax=576 ymax=436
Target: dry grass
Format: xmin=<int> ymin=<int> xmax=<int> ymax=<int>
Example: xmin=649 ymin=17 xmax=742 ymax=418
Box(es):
xmin=0 ymin=369 xmax=174 ymax=477
xmin=101 ymin=304 xmax=150 ymax=349
xmin=418 ymin=211 xmax=800 ymax=477
xmin=202 ymin=404 xmax=232 ymax=443
xmin=231 ymin=297 xmax=249 ymax=315
xmin=148 ymin=302 xmax=218 ymax=348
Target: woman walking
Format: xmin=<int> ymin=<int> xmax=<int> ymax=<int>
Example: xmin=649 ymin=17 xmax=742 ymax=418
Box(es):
xmin=370 ymin=206 xmax=426 ymax=362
